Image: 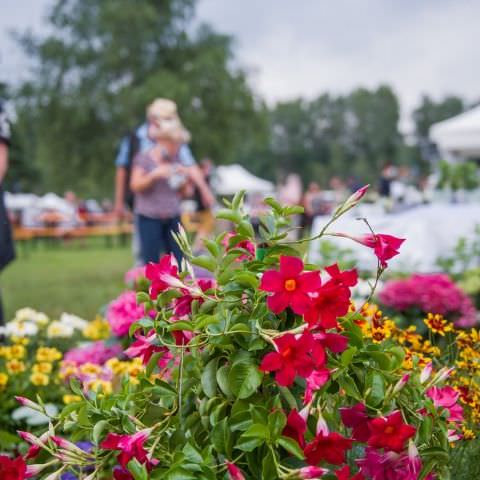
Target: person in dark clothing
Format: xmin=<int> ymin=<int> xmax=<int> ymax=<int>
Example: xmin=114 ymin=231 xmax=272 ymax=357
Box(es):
xmin=0 ymin=101 xmax=15 ymax=325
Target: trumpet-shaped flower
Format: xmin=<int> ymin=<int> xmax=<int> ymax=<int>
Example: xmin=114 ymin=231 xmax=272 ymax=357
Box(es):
xmin=125 ymin=330 xmax=170 ymax=367
xmin=0 ymin=455 xmax=27 ymax=480
xmin=340 ymin=403 xmax=371 ymax=442
xmin=367 ymin=411 xmax=416 ymax=453
xmin=304 ymin=431 xmax=353 ymax=466
xmin=260 ymin=256 xmax=321 ymax=315
xmin=145 ymin=254 xmax=179 ymax=299
xmin=259 ymin=332 xmax=325 ymax=387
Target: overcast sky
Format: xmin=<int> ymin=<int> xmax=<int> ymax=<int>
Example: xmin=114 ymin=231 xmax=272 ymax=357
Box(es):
xmin=1 ymin=0 xmax=479 ymax=130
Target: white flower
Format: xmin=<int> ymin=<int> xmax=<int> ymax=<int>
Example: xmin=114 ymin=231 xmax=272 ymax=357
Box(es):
xmin=34 ymin=312 xmax=49 ymax=325
xmin=47 ymin=321 xmax=74 ymax=338
xmin=59 ymin=313 xmax=88 ymax=330
xmin=5 ymin=320 xmax=39 ymax=337
xmin=14 ymin=308 xmax=49 ymax=325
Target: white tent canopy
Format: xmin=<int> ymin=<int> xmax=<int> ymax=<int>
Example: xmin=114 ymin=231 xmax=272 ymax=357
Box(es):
xmin=430 ymin=105 xmax=480 ymax=158
xmin=213 ymin=164 xmax=274 ymax=195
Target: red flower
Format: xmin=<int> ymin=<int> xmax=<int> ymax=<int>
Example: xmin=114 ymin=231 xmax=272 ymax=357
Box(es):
xmin=0 ymin=455 xmax=27 ymax=480
xmin=260 ymin=256 xmax=321 ymax=315
xmin=357 ymin=234 xmax=405 ymax=268
xmin=368 ymin=411 xmax=416 ymax=453
xmin=226 ymin=461 xmax=246 ymax=480
xmin=145 ymin=254 xmax=179 ymax=299
xmin=113 ymin=467 xmax=134 ymax=480
xmin=325 ymin=264 xmax=358 ymax=288
xmin=259 ymin=332 xmax=325 ymax=386
xmin=223 ymin=232 xmax=255 ymax=262
xmin=304 ymin=282 xmax=351 ymax=329
xmin=101 ymin=429 xmax=155 ymax=469
xmin=173 ymin=279 xmax=215 ymax=317
xmin=283 ymin=409 xmax=308 ymax=448
xmin=304 ymin=431 xmax=353 ymax=466
xmin=339 ymin=403 xmax=371 ymax=442
xmin=125 ymin=330 xmax=170 ymax=366
xmin=313 ymin=331 xmax=349 ymax=353
xmin=335 ymin=465 xmax=365 ymax=480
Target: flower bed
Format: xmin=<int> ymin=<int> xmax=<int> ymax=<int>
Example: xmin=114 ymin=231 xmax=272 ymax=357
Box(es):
xmin=0 ymin=188 xmax=479 ymax=480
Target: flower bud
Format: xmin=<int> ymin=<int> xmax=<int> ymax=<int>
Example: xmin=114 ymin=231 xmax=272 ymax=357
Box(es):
xmin=298 ymin=466 xmax=328 ymax=478
xmin=420 ymin=362 xmax=433 ymax=384
xmin=393 ymin=373 xmax=410 ymax=393
xmin=15 ymin=396 xmax=43 ymax=412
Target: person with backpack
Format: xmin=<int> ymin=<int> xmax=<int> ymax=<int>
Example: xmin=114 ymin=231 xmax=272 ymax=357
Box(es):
xmin=0 ymin=100 xmax=15 ymax=326
xmin=113 ymin=98 xmax=214 ymax=264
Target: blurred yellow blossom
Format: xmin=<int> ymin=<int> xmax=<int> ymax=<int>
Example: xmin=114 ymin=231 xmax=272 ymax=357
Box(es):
xmin=36 ymin=347 xmax=62 ymax=362
xmin=83 ymin=316 xmax=111 ymax=340
xmin=30 ymin=372 xmax=50 ymax=386
xmin=6 ymin=359 xmax=26 ymax=374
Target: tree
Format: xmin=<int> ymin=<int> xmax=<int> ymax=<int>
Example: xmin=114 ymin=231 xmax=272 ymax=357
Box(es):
xmin=12 ymin=0 xmax=266 ymax=196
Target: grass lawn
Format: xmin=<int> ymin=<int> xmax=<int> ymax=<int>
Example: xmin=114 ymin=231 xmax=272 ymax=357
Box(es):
xmin=1 ymin=238 xmax=133 ymax=322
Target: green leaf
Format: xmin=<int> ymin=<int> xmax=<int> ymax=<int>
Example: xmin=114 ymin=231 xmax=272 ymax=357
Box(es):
xmin=237 ymin=425 xmax=268 ymax=452
xmin=340 ymin=346 xmax=357 ymax=366
xmin=216 ymin=209 xmax=242 ymax=224
xmin=366 ymin=371 xmax=385 ymax=407
xmin=233 ymin=271 xmax=259 ymax=289
xmin=268 ymin=410 xmax=286 ymax=439
xmin=127 ymin=458 xmax=149 ymax=480
xmin=211 ymin=417 xmax=231 ymax=456
xmin=262 ymin=449 xmax=278 ymax=480
xmin=201 ymin=358 xmax=219 ymax=398
xmin=93 ymin=420 xmax=109 ymax=445
xmin=182 ymin=443 xmax=203 ymax=464
xmin=168 ymin=321 xmax=194 ymax=331
xmin=191 ymin=255 xmax=217 ymax=272
xmin=136 ymin=291 xmax=151 ymax=304
xmin=216 ymin=365 xmax=233 ymax=397
xmin=242 ymin=423 xmax=270 ymax=439
xmin=228 ymin=363 xmax=263 ymax=399
xmin=204 ymin=239 xmax=220 ymax=258
xmin=232 ymin=191 xmax=246 ymax=210
xmin=277 ymin=436 xmax=305 ymax=460
xmin=146 ymin=351 xmax=163 ymax=377
xmin=337 ymin=374 xmax=362 ymax=400
xmin=0 ymin=430 xmax=21 ymax=448
xmin=418 ymin=415 xmax=433 ymax=444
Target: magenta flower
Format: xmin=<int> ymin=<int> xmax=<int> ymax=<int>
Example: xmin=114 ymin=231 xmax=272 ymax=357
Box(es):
xmin=339 ymin=403 xmax=371 ymax=442
xmin=173 ymin=279 xmax=215 ymax=317
xmin=101 ymin=429 xmax=155 ymax=470
xmin=260 ymin=256 xmax=321 ymax=315
xmin=299 ymin=466 xmax=329 ymax=478
xmin=357 ymin=445 xmax=423 ymax=480
xmin=304 ymin=369 xmax=331 ymax=404
xmin=427 ymin=385 xmax=464 ymax=422
xmin=107 ymin=291 xmax=148 ymax=337
xmin=125 ymin=330 xmax=171 ymax=367
xmin=222 ymin=232 xmax=255 ymax=262
xmin=226 ymin=461 xmax=246 ymax=480
xmin=64 ymin=341 xmax=122 ymax=366
xmin=145 ymin=254 xmax=179 ymax=299
xmin=357 ymin=233 xmax=405 ymax=268
xmin=304 ymin=431 xmax=353 ymax=466
xmin=283 ymin=408 xmax=308 ymax=449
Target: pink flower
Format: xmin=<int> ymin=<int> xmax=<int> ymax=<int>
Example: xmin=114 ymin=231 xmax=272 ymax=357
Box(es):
xmin=339 ymin=403 xmax=371 ymax=442
xmin=379 ymin=273 xmax=476 ymax=327
xmin=299 ymin=466 xmax=329 ymax=478
xmin=259 ymin=332 xmax=325 ymax=387
xmin=223 ymin=232 xmax=255 ymax=262
xmin=427 ymin=386 xmax=464 ymax=422
xmin=101 ymin=429 xmax=154 ymax=469
xmin=125 ymin=330 xmax=171 ymax=367
xmin=124 ymin=266 xmax=146 ymax=287
xmin=64 ymin=341 xmax=122 ymax=366
xmin=304 ymin=369 xmax=331 ymax=404
xmin=260 ymin=256 xmax=321 ymax=315
xmin=313 ymin=331 xmax=349 ymax=353
xmin=367 ymin=411 xmax=416 ymax=453
xmin=357 ymin=445 xmax=422 ymax=480
xmin=173 ymin=279 xmax=215 ymax=317
xmin=145 ymin=254 xmax=179 ymax=299
xmin=107 ymin=291 xmax=148 ymax=336
xmin=226 ymin=461 xmax=246 ymax=480
xmin=357 ymin=233 xmax=405 ymax=268
xmin=304 ymin=431 xmax=353 ymax=466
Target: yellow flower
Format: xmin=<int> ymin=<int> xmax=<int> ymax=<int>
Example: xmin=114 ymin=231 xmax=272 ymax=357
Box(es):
xmin=9 ymin=345 xmax=26 ymax=359
xmin=33 ymin=362 xmax=53 ymax=374
xmin=462 ymin=428 xmax=475 ymax=440
xmin=6 ymin=359 xmax=26 ymax=374
xmin=63 ymin=394 xmax=82 ymax=404
xmin=85 ymin=379 xmax=112 ymax=395
xmin=423 ymin=313 xmax=453 ymax=336
xmin=30 ymin=372 xmax=49 ymax=386
xmin=59 ymin=362 xmax=78 ymax=380
xmin=0 ymin=372 xmax=8 ymax=389
xmin=79 ymin=363 xmax=102 ymax=376
xmin=11 ymin=336 xmax=29 ymax=346
xmin=36 ymin=347 xmax=62 ymax=362
xmin=83 ymin=316 xmax=111 ymax=340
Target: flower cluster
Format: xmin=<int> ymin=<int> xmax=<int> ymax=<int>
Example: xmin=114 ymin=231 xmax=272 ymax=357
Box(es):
xmin=379 ymin=273 xmax=477 ymax=328
xmin=106 ymin=290 xmax=150 ymax=337
xmin=7 ymin=189 xmax=474 ymax=480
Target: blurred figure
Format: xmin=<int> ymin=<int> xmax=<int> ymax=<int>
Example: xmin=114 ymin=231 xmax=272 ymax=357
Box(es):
xmin=301 ymin=181 xmax=323 ymax=235
xmin=278 ymin=173 xmax=303 ymax=240
xmin=329 ymin=176 xmax=348 ymax=204
xmin=130 ymin=104 xmax=213 ymax=265
xmin=378 ymin=163 xmax=397 ymax=212
xmin=0 ymin=101 xmax=15 ymax=325
xmin=114 ymin=98 xmax=212 ymax=264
